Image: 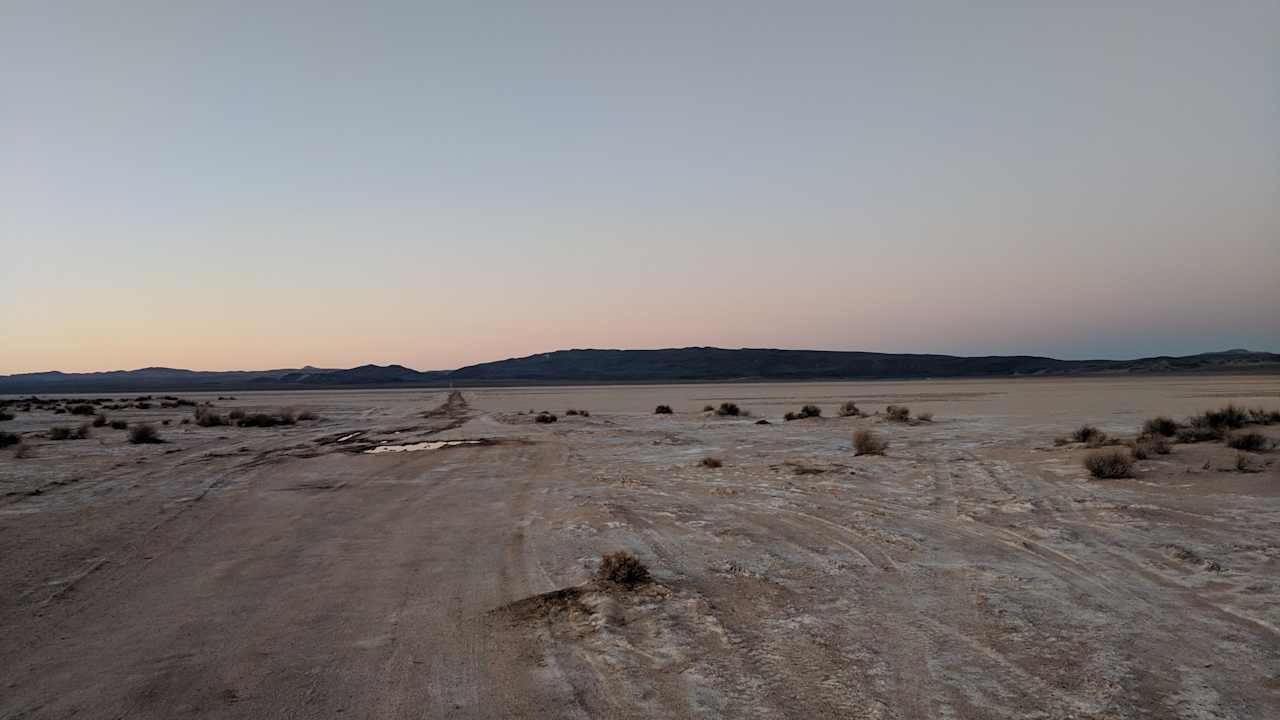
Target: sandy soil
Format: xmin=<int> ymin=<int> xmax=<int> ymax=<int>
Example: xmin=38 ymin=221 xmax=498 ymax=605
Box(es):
xmin=2 ymin=378 xmax=1279 ymax=719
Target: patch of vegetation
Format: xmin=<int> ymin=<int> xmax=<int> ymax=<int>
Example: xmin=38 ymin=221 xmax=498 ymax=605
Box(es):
xmin=92 ymin=413 xmax=108 ymax=427
xmin=128 ymin=423 xmax=163 ymax=444
xmin=1226 ymin=432 xmax=1272 ymax=452
xmin=1235 ymin=454 xmax=1261 ymax=473
xmin=48 ymin=424 xmax=90 ymax=440
xmin=1142 ymin=416 xmax=1179 ymax=437
xmin=597 ymin=551 xmax=650 ymax=587
xmin=534 ymin=412 xmax=558 ymax=424
xmin=1071 ymin=425 xmax=1106 ymax=444
xmin=237 ymin=411 xmax=297 ymax=428
xmin=0 ymin=410 xmax=14 ymax=422
xmin=701 ymin=457 xmax=723 ymax=468
xmin=564 ymin=409 xmax=589 ymax=417
xmin=838 ymin=401 xmax=862 ymax=417
xmin=12 ymin=441 xmax=32 ymax=458
xmin=715 ymin=402 xmax=741 ymax=417
xmin=110 ymin=420 xmax=128 ymax=430
xmin=1132 ymin=436 xmax=1171 ymax=459
xmin=68 ymin=404 xmax=95 ymax=416
xmin=755 ymin=419 xmax=770 ymax=425
xmin=1084 ymin=450 xmax=1134 ymax=479
xmin=194 ymin=407 xmax=228 ymax=427
xmin=785 ymin=405 xmax=822 ymax=421
xmin=1190 ymin=405 xmax=1249 ymax=432
xmin=1247 ymin=407 xmax=1280 ymax=425
xmin=884 ymin=405 xmax=911 ymax=422
xmin=229 ymin=409 xmax=246 ymax=420
xmin=296 ymin=409 xmax=318 ymax=421
xmin=852 ymin=429 xmax=887 ymax=456
xmin=0 ymin=431 xmax=21 ymax=448
xmin=702 ymin=405 xmax=715 ymax=413
xmin=654 ymin=405 xmax=673 ymax=414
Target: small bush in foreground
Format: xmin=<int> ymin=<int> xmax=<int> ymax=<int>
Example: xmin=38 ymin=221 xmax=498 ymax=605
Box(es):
xmin=237 ymin=411 xmax=298 ymax=428
xmin=654 ymin=405 xmax=673 ymax=415
xmin=0 ymin=410 xmax=14 ymax=422
xmin=534 ymin=412 xmax=557 ymax=424
xmin=1142 ymin=416 xmax=1179 ymax=437
xmin=597 ymin=551 xmax=650 ymax=587
xmin=194 ymin=407 xmax=227 ymax=427
xmin=229 ymin=409 xmax=246 ymax=420
xmin=68 ymin=404 xmax=95 ymax=416
xmin=48 ymin=425 xmax=88 ymax=441
xmin=838 ymin=401 xmax=862 ymax=418
xmin=1247 ymin=407 xmax=1280 ymax=425
xmin=92 ymin=413 xmax=108 ymax=427
xmin=1084 ymin=450 xmax=1134 ymax=479
xmin=1132 ymin=436 xmax=1171 ymax=459
xmin=109 ymin=420 xmax=128 ymax=430
xmin=853 ymin=429 xmax=887 ymax=456
xmin=1176 ymin=423 xmax=1222 ymax=443
xmin=1227 ymin=432 xmax=1271 ymax=452
xmin=0 ymin=431 xmax=20 ymax=448
xmin=296 ymin=409 xmax=318 ymax=421
xmin=884 ymin=405 xmax=911 ymax=422
xmin=786 ymin=405 xmax=821 ymax=421
xmin=715 ymin=402 xmax=741 ymax=417
xmin=128 ymin=423 xmax=163 ymax=444
xmin=1192 ymin=405 xmax=1249 ymax=432
xmin=701 ymin=457 xmax=723 ymax=468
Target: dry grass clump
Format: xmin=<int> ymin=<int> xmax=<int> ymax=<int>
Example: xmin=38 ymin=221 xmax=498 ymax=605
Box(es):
xmin=701 ymin=457 xmax=723 ymax=468
xmin=654 ymin=404 xmax=673 ymax=414
xmin=838 ymin=401 xmax=862 ymax=417
xmin=237 ymin=410 xmax=299 ymax=428
xmin=1247 ymin=407 xmax=1280 ymax=425
xmin=1071 ymin=425 xmax=1106 ymax=445
xmin=534 ymin=412 xmax=558 ymax=424
xmin=48 ymin=424 xmax=90 ymax=441
xmin=193 ymin=407 xmax=228 ymax=427
xmin=1142 ymin=416 xmax=1179 ymax=437
xmin=597 ymin=551 xmax=650 ymax=587
xmin=702 ymin=405 xmax=714 ymax=412
xmin=296 ymin=409 xmax=318 ymax=421
xmin=128 ymin=423 xmax=163 ymax=444
xmin=564 ymin=408 xmax=589 ymax=417
xmin=92 ymin=413 xmax=108 ymax=427
xmin=785 ymin=404 xmax=822 ymax=421
xmin=0 ymin=431 xmax=21 ymax=448
xmin=852 ymin=429 xmax=887 ymax=456
xmin=229 ymin=408 xmax=246 ymax=420
xmin=1084 ymin=450 xmax=1134 ymax=479
xmin=68 ymin=404 xmax=95 ymax=416
xmin=884 ymin=405 xmax=911 ymax=422
xmin=110 ymin=420 xmax=128 ymax=430
xmin=715 ymin=402 xmax=741 ymax=417
xmin=1132 ymin=436 xmax=1171 ymax=459
xmin=1226 ymin=432 xmax=1272 ymax=452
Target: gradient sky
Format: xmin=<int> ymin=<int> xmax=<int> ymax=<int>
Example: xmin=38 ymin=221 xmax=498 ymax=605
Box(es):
xmin=3 ymin=1 xmax=1278 ymax=373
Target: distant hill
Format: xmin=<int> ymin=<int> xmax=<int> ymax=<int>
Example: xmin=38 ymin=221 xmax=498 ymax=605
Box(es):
xmin=1 ymin=348 xmax=1276 ymax=393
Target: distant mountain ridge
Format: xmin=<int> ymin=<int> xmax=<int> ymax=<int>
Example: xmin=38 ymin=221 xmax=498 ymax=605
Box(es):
xmin=1 ymin=348 xmax=1276 ymax=393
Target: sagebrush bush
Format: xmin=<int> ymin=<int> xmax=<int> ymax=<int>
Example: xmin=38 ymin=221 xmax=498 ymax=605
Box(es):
xmin=838 ymin=401 xmax=861 ymax=418
xmin=534 ymin=412 xmax=557 ymax=424
xmin=1192 ymin=405 xmax=1249 ymax=431
xmin=1084 ymin=450 xmax=1134 ymax=479
xmin=296 ymin=409 xmax=318 ymax=421
xmin=0 ymin=410 xmax=14 ymax=422
xmin=1227 ymin=432 xmax=1271 ymax=452
xmin=229 ymin=409 xmax=246 ymax=420
xmin=785 ymin=404 xmax=821 ymax=420
xmin=194 ymin=407 xmax=227 ymax=427
xmin=48 ymin=425 xmax=88 ymax=441
xmin=597 ymin=551 xmax=650 ymax=587
xmin=68 ymin=404 xmax=95 ymax=416
xmin=128 ymin=423 xmax=162 ymax=444
xmin=715 ymin=402 xmax=741 ymax=417
xmin=654 ymin=405 xmax=673 ymax=414
xmin=885 ymin=405 xmax=911 ymax=422
xmin=853 ymin=429 xmax=887 ymax=456
xmin=0 ymin=431 xmax=20 ymax=448
xmin=701 ymin=457 xmax=723 ymax=468
xmin=1134 ymin=436 xmax=1171 ymax=457
xmin=110 ymin=420 xmax=128 ymax=430
xmin=1142 ymin=416 xmax=1179 ymax=437
xmin=702 ymin=405 xmax=714 ymax=412
xmin=1247 ymin=408 xmax=1280 ymax=425
xmin=1071 ymin=425 xmax=1105 ymax=444
xmin=92 ymin=413 xmax=108 ymax=427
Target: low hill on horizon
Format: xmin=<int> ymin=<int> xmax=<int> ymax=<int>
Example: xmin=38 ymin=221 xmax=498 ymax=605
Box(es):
xmin=1 ymin=348 xmax=1277 ymax=394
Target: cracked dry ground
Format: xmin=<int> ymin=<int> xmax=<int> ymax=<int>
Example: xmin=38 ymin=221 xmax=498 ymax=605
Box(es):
xmin=2 ymin=391 xmax=1278 ymax=719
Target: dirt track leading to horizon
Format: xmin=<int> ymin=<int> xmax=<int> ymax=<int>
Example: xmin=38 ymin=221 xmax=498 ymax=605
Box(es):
xmin=2 ymin=381 xmax=1279 ymax=718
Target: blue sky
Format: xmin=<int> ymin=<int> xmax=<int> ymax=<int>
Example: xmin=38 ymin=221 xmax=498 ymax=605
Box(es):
xmin=3 ymin=1 xmax=1277 ymax=372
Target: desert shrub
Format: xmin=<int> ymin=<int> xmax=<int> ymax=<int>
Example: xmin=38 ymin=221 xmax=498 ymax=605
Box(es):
xmin=701 ymin=457 xmax=723 ymax=468
xmin=1136 ymin=436 xmax=1171 ymax=456
xmin=134 ymin=402 xmax=152 ymax=410
xmin=838 ymin=401 xmax=862 ymax=418
xmin=53 ymin=408 xmax=67 ymax=414
xmin=0 ymin=431 xmax=20 ymax=448
xmin=92 ymin=413 xmax=108 ymax=427
xmin=1192 ymin=405 xmax=1249 ymax=432
xmin=654 ymin=405 xmax=673 ymax=414
xmin=0 ymin=410 xmax=14 ymax=422
xmin=48 ymin=426 xmax=73 ymax=440
xmin=278 ymin=408 xmax=298 ymax=424
xmin=885 ymin=405 xmax=911 ymax=422
xmin=597 ymin=551 xmax=650 ymax=587
xmin=534 ymin=412 xmax=557 ymax=424
xmin=715 ymin=402 xmax=741 ymax=417
xmin=128 ymin=423 xmax=162 ymax=444
xmin=565 ymin=409 xmax=579 ymax=416
xmin=1071 ymin=425 xmax=1105 ymax=444
xmin=1176 ymin=422 xmax=1222 ymax=443
xmin=1084 ymin=450 xmax=1134 ymax=479
xmin=229 ymin=409 xmax=246 ymax=420
xmin=788 ymin=404 xmax=821 ymax=420
xmin=175 ymin=399 xmax=196 ymax=407
xmin=1142 ymin=416 xmax=1179 ymax=437
xmin=68 ymin=404 xmax=95 ymax=416
xmin=853 ymin=429 xmax=887 ymax=456
xmin=1226 ymin=432 xmax=1271 ymax=452
xmin=1241 ymin=407 xmax=1280 ymax=425
xmin=702 ymin=405 xmax=714 ymax=412
xmin=784 ymin=412 xmax=797 ymax=421
xmin=296 ymin=409 xmax=318 ymax=421
xmin=110 ymin=419 xmax=128 ymax=430
xmin=755 ymin=419 xmax=770 ymax=425
xmin=237 ymin=412 xmax=294 ymax=428
xmin=193 ymin=407 xmax=227 ymax=427
xmin=916 ymin=411 xmax=934 ymax=422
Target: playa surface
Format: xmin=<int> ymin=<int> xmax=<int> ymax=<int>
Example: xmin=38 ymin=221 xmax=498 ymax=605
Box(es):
xmin=2 ymin=376 xmax=1279 ymax=719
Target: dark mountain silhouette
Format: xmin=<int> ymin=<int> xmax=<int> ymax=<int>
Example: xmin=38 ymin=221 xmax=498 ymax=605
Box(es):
xmin=0 ymin=348 xmax=1275 ymax=393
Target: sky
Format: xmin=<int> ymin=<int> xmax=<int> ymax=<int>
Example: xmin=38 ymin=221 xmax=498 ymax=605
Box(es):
xmin=3 ymin=1 xmax=1278 ymax=373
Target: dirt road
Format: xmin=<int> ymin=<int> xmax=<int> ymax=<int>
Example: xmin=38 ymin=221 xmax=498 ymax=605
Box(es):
xmin=2 ymin=390 xmax=1278 ymax=718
